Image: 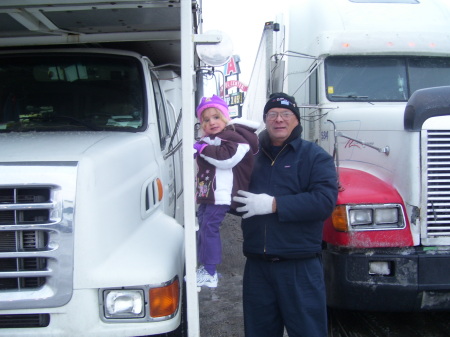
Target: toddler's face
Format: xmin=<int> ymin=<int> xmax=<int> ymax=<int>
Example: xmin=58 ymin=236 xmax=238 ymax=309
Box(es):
xmin=201 ymin=108 xmax=227 ymax=135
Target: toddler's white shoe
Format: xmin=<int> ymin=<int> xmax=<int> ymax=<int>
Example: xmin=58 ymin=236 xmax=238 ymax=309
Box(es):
xmin=196 ymin=266 xmax=218 ymax=288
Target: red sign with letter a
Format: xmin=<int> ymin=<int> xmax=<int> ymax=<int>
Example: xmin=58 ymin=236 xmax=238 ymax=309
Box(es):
xmin=224 ymin=55 xmax=240 ymax=76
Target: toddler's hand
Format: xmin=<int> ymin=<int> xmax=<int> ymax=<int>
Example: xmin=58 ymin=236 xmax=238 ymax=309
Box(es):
xmin=193 ymin=142 xmax=208 ymax=158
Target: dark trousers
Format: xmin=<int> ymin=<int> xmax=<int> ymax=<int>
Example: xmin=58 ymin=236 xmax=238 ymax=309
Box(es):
xmin=243 ymin=257 xmax=327 ymax=337
xmin=196 ymin=204 xmax=230 ymax=274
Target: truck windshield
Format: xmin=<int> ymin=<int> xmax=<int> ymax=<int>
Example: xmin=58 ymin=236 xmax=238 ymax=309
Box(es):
xmin=0 ymin=53 xmax=145 ymax=132
xmin=325 ymin=56 xmax=450 ymax=102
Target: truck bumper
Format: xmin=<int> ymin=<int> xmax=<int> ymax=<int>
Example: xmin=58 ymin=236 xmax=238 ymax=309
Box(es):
xmin=323 ymin=246 xmax=450 ymax=311
xmin=0 ymin=288 xmax=181 ymax=336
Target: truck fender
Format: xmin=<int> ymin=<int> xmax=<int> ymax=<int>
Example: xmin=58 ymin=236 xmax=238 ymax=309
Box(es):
xmin=323 ymin=168 xmax=414 ymax=248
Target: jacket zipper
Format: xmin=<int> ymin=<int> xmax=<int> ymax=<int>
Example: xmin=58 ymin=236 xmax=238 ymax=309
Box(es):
xmin=262 ymin=144 xmax=288 ymax=166
xmin=261 ymin=144 xmax=288 ymax=253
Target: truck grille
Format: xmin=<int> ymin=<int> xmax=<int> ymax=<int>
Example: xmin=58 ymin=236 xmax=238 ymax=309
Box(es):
xmin=0 ymin=162 xmax=76 ymax=310
xmin=426 ymin=130 xmax=450 ymax=237
xmin=0 ymin=314 xmax=50 ymax=328
xmin=0 ymin=188 xmax=53 ymax=291
xmin=0 ymin=188 xmax=51 ymax=224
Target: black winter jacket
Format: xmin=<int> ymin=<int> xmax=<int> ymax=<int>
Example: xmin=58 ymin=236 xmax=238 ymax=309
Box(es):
xmin=241 ymin=126 xmax=338 ymax=258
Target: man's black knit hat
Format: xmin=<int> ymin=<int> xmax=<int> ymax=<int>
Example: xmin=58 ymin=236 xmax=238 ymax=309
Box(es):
xmin=263 ymin=93 xmax=300 ymax=122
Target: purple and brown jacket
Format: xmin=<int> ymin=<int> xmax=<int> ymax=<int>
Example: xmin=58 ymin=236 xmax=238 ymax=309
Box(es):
xmin=195 ymin=118 xmax=260 ymax=211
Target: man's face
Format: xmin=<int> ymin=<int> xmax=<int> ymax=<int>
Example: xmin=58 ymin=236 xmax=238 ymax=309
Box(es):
xmin=265 ymin=107 xmax=299 ymax=146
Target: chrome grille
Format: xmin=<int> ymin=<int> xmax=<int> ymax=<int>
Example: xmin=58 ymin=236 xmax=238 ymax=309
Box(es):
xmin=426 ymin=130 xmax=450 ymax=237
xmin=0 ymin=163 xmax=77 ymax=310
xmin=0 ymin=188 xmax=51 ymax=225
xmin=0 ymin=188 xmax=54 ymax=291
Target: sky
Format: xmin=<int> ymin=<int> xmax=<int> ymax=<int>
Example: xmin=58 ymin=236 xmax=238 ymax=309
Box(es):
xmin=201 ymin=0 xmax=276 ymax=87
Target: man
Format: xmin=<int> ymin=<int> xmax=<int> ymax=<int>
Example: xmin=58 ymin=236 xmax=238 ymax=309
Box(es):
xmin=233 ymin=93 xmax=338 ymax=337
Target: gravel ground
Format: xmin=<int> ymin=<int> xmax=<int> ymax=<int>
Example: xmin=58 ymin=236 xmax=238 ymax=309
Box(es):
xmin=198 ymin=213 xmax=288 ymax=337
xmin=197 ymin=215 xmax=450 ymax=337
xmin=199 ymin=213 xmax=246 ymax=337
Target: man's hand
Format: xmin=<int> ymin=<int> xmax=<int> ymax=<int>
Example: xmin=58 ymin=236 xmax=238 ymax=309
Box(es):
xmin=233 ymin=190 xmax=275 ymax=219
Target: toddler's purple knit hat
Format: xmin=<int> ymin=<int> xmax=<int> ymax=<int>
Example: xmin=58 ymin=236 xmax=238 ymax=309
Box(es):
xmin=196 ymin=95 xmax=230 ymax=121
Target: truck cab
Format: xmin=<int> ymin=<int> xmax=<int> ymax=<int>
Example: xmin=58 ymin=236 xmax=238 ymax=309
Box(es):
xmin=0 ymin=1 xmax=199 ymax=336
xmin=244 ymin=0 xmax=450 ymax=311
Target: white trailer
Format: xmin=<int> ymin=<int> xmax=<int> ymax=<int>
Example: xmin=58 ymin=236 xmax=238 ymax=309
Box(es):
xmin=0 ymin=0 xmax=220 ymax=335
xmin=245 ymin=0 xmax=450 ymax=311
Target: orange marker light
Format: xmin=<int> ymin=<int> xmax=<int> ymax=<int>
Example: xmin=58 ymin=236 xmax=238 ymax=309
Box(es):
xmin=156 ymin=178 xmax=163 ymax=201
xmin=149 ymin=278 xmax=180 ymax=318
xmin=331 ymin=205 xmax=349 ymax=232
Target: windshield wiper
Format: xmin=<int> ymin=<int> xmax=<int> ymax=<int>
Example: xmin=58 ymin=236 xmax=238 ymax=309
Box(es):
xmin=42 ymin=115 xmax=100 ymax=131
xmin=331 ymin=94 xmax=369 ymax=99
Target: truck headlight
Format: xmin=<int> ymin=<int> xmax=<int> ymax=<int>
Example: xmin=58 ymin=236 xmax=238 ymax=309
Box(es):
xmin=374 ymin=208 xmax=398 ymax=224
xmin=349 ymin=208 xmax=372 ymax=225
xmin=104 ymin=290 xmax=145 ymax=319
xmin=332 ymin=204 xmax=405 ymax=231
xmin=100 ymin=276 xmax=180 ymax=322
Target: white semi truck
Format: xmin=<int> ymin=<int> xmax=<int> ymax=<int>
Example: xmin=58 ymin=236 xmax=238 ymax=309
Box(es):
xmin=244 ymin=0 xmax=450 ymax=311
xmin=0 ymin=0 xmax=216 ymax=336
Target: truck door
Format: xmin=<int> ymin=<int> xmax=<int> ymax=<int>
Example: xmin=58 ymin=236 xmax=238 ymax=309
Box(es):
xmin=150 ymin=72 xmax=182 ymax=220
xmin=164 ymin=96 xmax=184 ymax=221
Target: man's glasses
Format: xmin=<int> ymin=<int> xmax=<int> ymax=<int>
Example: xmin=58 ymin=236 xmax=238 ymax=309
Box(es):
xmin=266 ymin=111 xmax=294 ymax=121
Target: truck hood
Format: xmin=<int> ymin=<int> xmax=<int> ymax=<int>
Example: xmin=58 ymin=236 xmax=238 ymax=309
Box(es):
xmin=0 ymin=132 xmax=145 ymax=162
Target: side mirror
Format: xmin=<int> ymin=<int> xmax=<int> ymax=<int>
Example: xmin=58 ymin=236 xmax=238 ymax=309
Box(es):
xmin=194 ymin=122 xmax=201 ymax=141
xmin=195 ymin=30 xmax=233 ymax=67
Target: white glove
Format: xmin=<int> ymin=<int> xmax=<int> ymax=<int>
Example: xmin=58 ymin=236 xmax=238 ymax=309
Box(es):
xmin=233 ymin=190 xmax=274 ymax=219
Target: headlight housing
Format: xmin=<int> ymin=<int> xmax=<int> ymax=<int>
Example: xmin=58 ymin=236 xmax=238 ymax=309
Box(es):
xmin=99 ymin=276 xmax=180 ymax=322
xmin=332 ymin=204 xmax=406 ymax=232
xmin=104 ymin=289 xmax=145 ymax=319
